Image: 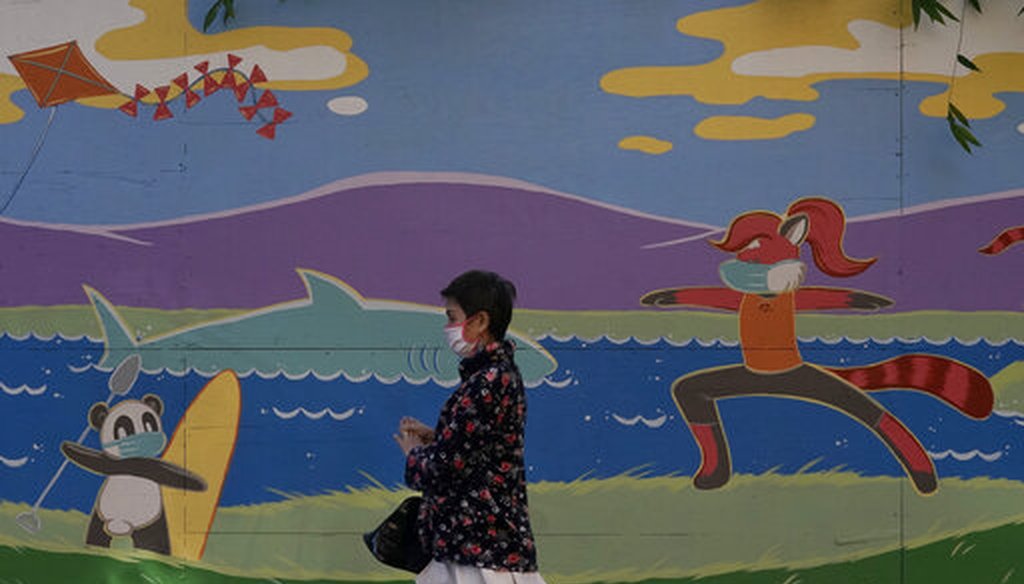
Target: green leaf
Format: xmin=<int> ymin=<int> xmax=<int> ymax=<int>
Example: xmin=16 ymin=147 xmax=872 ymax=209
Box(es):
xmin=951 ymin=127 xmax=973 ymax=153
xmin=935 ymin=1 xmax=959 ymax=21
xmin=912 ymin=0 xmax=923 ymax=27
xmin=224 ymin=0 xmax=236 ymax=23
xmin=1019 ymin=4 xmax=1024 ymax=15
xmin=957 ymin=54 xmax=981 ymax=72
xmin=948 ymin=103 xmax=970 ymax=127
xmin=922 ymin=3 xmax=946 ymax=24
xmin=203 ymin=2 xmax=221 ymax=32
xmin=968 ymin=0 xmax=982 ymax=12
xmin=951 ymin=124 xmax=981 ymax=153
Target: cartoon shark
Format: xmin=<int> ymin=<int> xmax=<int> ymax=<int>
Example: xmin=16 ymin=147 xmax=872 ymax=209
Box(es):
xmin=85 ymin=269 xmax=558 ymax=386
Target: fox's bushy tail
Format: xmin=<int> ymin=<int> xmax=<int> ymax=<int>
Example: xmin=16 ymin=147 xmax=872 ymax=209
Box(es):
xmin=827 ymin=354 xmax=993 ymax=419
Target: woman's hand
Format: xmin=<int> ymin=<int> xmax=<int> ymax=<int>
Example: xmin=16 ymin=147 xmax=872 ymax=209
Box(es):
xmin=394 ymin=430 xmax=425 ymax=456
xmin=399 ymin=417 xmax=435 ymax=444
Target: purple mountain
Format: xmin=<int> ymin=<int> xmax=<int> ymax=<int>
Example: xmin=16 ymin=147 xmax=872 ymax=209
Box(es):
xmin=1 ymin=172 xmax=1021 ymax=312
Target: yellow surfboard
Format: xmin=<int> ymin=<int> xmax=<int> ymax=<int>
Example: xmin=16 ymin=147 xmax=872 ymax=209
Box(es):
xmin=162 ymin=370 xmax=242 ymax=561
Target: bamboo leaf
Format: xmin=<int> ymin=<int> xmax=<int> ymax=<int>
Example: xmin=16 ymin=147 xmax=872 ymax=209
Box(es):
xmin=968 ymin=0 xmax=982 ymax=12
xmin=948 ymin=103 xmax=970 ymax=127
xmin=957 ymin=54 xmax=981 ymax=72
xmin=224 ymin=0 xmax=236 ymax=23
xmin=951 ymin=126 xmax=973 ymax=153
xmin=923 ymin=4 xmax=946 ymax=24
xmin=935 ymin=1 xmax=959 ymax=21
xmin=203 ymin=1 xmax=221 ymax=32
xmin=912 ymin=0 xmax=923 ymax=27
xmin=915 ymin=0 xmax=947 ymax=25
xmin=951 ymin=124 xmax=981 ymax=153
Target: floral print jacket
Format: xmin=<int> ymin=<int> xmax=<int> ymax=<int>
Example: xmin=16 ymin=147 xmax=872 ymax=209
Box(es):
xmin=405 ymin=340 xmax=538 ymax=571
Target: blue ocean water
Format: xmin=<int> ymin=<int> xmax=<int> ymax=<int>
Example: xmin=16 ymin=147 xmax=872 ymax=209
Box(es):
xmin=1 ymin=334 xmax=1022 ymax=513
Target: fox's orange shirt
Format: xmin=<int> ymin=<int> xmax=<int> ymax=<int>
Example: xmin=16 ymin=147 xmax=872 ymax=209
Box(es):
xmin=738 ymin=292 xmax=803 ymax=372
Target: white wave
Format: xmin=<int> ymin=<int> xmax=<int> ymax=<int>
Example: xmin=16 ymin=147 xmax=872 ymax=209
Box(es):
xmin=526 ymin=376 xmax=574 ymax=389
xmin=611 ymin=413 xmax=668 ymax=429
xmin=1 ymin=382 xmax=47 ymax=396
xmin=272 ymin=406 xmax=358 ymax=421
xmin=928 ymin=449 xmax=1003 ymax=462
xmin=67 ymin=362 xmax=103 ymax=373
xmin=122 ymin=364 xmax=457 ymax=388
xmin=540 ymin=333 xmax=577 ymax=343
xmin=993 ymin=409 xmax=1024 ymax=420
xmin=0 ymin=454 xmax=29 ymax=468
xmin=532 ymin=332 xmax=740 ymax=348
xmin=1 ymin=330 xmax=96 ymax=343
xmin=531 ymin=332 xmax=1022 ymax=347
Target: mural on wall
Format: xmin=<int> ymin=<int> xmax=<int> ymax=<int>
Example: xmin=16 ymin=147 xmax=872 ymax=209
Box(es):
xmin=1 ymin=1 xmax=1023 ymax=583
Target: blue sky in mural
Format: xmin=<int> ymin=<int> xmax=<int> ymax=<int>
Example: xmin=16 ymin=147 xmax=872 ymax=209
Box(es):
xmin=0 ymin=0 xmax=1021 ymax=224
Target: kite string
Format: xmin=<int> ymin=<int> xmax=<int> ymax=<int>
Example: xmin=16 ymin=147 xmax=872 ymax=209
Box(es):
xmin=0 ymin=106 xmax=58 ymax=215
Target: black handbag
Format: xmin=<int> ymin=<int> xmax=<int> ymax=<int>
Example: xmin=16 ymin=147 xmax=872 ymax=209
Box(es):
xmin=363 ymin=496 xmax=432 ymax=573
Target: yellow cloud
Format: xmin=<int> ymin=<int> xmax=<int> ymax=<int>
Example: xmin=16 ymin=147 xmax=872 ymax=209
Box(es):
xmin=695 ymin=114 xmax=815 ymax=141
xmin=601 ymin=0 xmax=905 ymax=105
xmin=0 ymin=74 xmax=26 ymax=124
xmin=618 ymin=135 xmax=673 ymax=154
xmin=602 ymin=0 xmax=1024 ymax=140
xmin=919 ymin=53 xmax=1024 ymax=119
xmin=96 ymin=0 xmax=368 ymax=91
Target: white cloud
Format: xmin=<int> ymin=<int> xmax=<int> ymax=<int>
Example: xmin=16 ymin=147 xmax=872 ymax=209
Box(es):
xmin=327 ymin=95 xmax=368 ymax=116
xmin=1 ymin=0 xmax=349 ymax=92
xmin=732 ymin=0 xmax=1024 ymax=79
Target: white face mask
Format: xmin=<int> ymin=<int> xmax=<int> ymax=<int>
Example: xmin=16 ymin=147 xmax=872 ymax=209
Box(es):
xmin=444 ymin=322 xmax=479 ymax=358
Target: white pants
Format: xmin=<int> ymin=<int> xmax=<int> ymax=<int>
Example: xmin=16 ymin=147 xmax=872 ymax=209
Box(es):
xmin=416 ymin=561 xmax=547 ymax=584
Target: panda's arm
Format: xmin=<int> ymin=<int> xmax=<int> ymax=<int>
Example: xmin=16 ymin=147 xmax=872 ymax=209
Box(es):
xmin=61 ymin=442 xmax=206 ymax=491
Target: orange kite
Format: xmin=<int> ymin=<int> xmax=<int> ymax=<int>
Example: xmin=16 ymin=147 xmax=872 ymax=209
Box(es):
xmin=7 ymin=40 xmax=119 ymax=107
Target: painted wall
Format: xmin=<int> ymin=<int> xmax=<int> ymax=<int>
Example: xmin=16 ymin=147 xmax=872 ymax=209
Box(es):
xmin=1 ymin=1 xmax=1023 ymax=582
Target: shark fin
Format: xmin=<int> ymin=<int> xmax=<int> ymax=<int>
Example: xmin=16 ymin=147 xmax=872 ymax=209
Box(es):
xmin=83 ymin=285 xmax=137 ymax=367
xmin=297 ymin=269 xmax=367 ymax=313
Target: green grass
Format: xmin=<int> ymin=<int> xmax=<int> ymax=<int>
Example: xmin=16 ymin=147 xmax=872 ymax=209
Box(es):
xmin=2 ymin=304 xmax=1022 ymax=344
xmin=4 ymin=473 xmax=1024 ymax=583
xmin=992 ymin=361 xmax=1024 ymax=410
xmin=1 ymin=518 xmax=1022 ymax=583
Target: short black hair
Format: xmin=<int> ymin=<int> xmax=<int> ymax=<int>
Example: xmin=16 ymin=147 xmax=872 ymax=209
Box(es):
xmin=441 ymin=270 xmax=517 ymax=340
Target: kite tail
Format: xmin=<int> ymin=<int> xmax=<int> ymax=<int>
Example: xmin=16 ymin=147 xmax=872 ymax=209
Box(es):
xmin=827 ymin=354 xmax=993 ymax=419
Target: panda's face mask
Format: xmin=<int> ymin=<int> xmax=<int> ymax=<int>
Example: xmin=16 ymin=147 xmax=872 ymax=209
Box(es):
xmin=103 ymin=432 xmax=166 ymax=458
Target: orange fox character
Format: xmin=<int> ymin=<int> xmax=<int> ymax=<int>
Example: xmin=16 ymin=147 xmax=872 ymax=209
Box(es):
xmin=641 ymin=197 xmax=993 ymax=494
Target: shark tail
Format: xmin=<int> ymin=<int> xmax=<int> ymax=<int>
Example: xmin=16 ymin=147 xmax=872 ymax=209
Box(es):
xmin=83 ymin=286 xmax=138 ymax=369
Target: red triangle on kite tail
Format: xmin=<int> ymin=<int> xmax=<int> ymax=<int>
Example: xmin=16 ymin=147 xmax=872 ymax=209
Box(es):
xmin=153 ymin=103 xmax=173 ymax=121
xmin=227 ymin=53 xmax=243 ymax=69
xmin=172 ymin=73 xmax=189 ymax=90
xmin=194 ymin=60 xmax=210 ymax=75
xmin=239 ymin=104 xmax=259 ymax=120
xmin=185 ymin=89 xmax=201 ymax=109
xmin=134 ymin=84 xmax=150 ymax=100
xmin=249 ymin=64 xmax=267 ymax=84
xmin=119 ymin=100 xmax=138 ymax=117
xmin=153 ymin=85 xmax=172 ymax=120
xmin=272 ymin=107 xmax=292 ymax=124
xmin=203 ymin=75 xmax=219 ymax=96
xmin=256 ymin=122 xmax=277 ymax=140
xmin=256 ymin=90 xmax=278 ymax=108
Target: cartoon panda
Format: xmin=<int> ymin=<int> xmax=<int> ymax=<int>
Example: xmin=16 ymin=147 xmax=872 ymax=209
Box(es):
xmin=61 ymin=394 xmax=205 ymax=555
